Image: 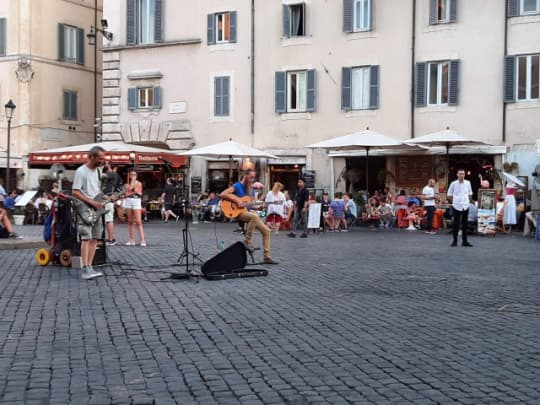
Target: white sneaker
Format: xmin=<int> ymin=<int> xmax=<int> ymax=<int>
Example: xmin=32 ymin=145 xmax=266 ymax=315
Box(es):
xmin=407 ymin=225 xmax=417 ymax=231
xmin=82 ymin=267 xmax=101 ymax=280
xmin=140 ymin=241 xmax=147 ymax=247
xmin=125 ymin=241 xmax=136 ymax=246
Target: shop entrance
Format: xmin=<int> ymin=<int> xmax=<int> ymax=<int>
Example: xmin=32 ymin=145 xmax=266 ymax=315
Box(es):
xmin=449 ymin=154 xmax=495 ymax=196
xmin=345 ymin=157 xmax=386 ymax=195
xmin=269 ymin=165 xmax=303 ymax=195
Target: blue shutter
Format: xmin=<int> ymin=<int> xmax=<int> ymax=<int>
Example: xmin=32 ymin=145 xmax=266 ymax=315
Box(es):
xmin=306 ymin=69 xmax=316 ymax=112
xmin=77 ymin=28 xmax=85 ymax=65
xmin=369 ymin=65 xmax=379 ymax=109
xmin=71 ymin=92 xmax=78 ymax=121
xmin=416 ymin=62 xmax=427 ymax=107
xmin=449 ymin=0 xmax=457 ymax=23
xmin=275 ymin=72 xmax=287 ymax=113
xmin=341 ymin=67 xmax=352 ymax=111
xmin=507 ymin=0 xmax=519 ymax=17
xmin=448 ymin=60 xmax=459 ymax=106
xmin=229 ymin=11 xmax=237 ymax=43
xmin=127 ymin=0 xmax=137 ymax=45
xmin=58 ymin=23 xmax=65 ymax=61
xmin=429 ymin=0 xmax=437 ymax=25
xmin=154 ymin=0 xmax=162 ymax=42
xmin=282 ymin=5 xmax=290 ymax=38
xmin=504 ymin=56 xmax=516 ymax=103
xmin=0 ymin=18 xmax=6 ymax=56
xmin=207 ymin=14 xmax=216 ymax=45
xmin=153 ymin=87 xmax=161 ymax=109
xmin=223 ymin=77 xmax=230 ymax=116
xmin=343 ymin=0 xmax=354 ymax=32
xmin=128 ymin=88 xmax=138 ymax=110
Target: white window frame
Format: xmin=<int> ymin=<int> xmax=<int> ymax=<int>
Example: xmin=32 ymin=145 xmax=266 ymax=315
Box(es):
xmin=287 ymin=71 xmax=307 ymax=112
xmin=516 ymin=54 xmax=540 ymax=101
xmin=520 ymin=0 xmax=540 ymax=15
xmin=63 ymin=25 xmax=78 ymax=63
xmin=138 ymin=0 xmax=156 ymax=44
xmin=215 ymin=12 xmax=231 ymax=43
xmin=351 ymin=66 xmax=370 ymax=110
xmin=353 ymin=0 xmax=371 ymax=32
xmin=137 ymin=87 xmax=154 ymax=108
xmin=427 ymin=61 xmax=450 ymax=106
xmin=288 ymin=4 xmax=306 ymax=37
xmin=436 ymin=0 xmax=451 ymax=23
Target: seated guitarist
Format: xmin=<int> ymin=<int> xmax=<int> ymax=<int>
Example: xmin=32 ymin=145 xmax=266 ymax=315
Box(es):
xmin=220 ymin=169 xmax=277 ymax=264
xmin=72 ymin=146 xmax=106 ymax=280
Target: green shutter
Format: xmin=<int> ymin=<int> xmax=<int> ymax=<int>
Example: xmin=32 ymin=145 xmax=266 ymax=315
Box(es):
xmin=77 ymin=28 xmax=85 ymax=65
xmin=58 ymin=23 xmax=65 ymax=61
xmin=71 ymin=92 xmax=78 ymax=121
xmin=504 ymin=56 xmax=516 ymax=103
xmin=128 ymin=88 xmax=138 ymax=110
xmin=448 ymin=60 xmax=459 ymax=106
xmin=341 ymin=67 xmax=352 ymax=111
xmin=127 ymin=0 xmax=137 ymax=45
xmin=229 ymin=11 xmax=237 ymax=43
xmin=343 ymin=0 xmax=354 ymax=32
xmin=449 ymin=0 xmax=457 ymax=23
xmin=63 ymin=91 xmax=70 ymax=119
xmin=306 ymin=69 xmax=316 ymax=112
xmin=369 ymin=65 xmax=379 ymax=109
xmin=153 ymin=86 xmax=161 ymax=109
xmin=275 ymin=72 xmax=287 ymax=113
xmin=155 ymin=0 xmax=162 ymax=42
xmin=416 ymin=62 xmax=427 ymax=107
xmin=282 ymin=5 xmax=290 ymax=38
xmin=222 ymin=77 xmax=230 ymax=116
xmin=429 ymin=0 xmax=437 ymax=24
xmin=207 ymin=14 xmax=215 ymax=44
xmin=507 ymin=0 xmax=519 ymax=17
xmin=0 ymin=18 xmax=6 ymax=56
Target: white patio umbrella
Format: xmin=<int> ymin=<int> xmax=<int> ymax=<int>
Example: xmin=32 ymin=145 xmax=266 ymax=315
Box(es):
xmin=306 ymin=129 xmax=422 ymax=191
xmin=180 ymin=138 xmax=278 ymax=184
xmin=408 ymin=127 xmax=491 ymax=187
xmin=502 ymin=172 xmax=525 ymax=188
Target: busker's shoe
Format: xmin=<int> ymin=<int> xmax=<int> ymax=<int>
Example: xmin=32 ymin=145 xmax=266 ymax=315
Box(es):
xmin=263 ymin=257 xmax=278 ymax=265
xmin=462 ymin=242 xmax=473 ymax=247
xmin=450 ymin=242 xmax=458 ymax=247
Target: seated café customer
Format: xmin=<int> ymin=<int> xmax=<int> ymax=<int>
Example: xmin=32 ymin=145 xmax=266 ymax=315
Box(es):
xmin=396 ymin=190 xmax=407 ymax=207
xmin=326 ymin=192 xmax=345 ymax=232
xmin=343 ymin=193 xmax=357 ymax=227
xmin=4 ymin=189 xmax=18 ymax=210
xmin=320 ymin=192 xmax=331 ymax=230
xmin=379 ymin=199 xmax=393 ymax=228
xmin=366 ymin=197 xmax=381 ymax=229
xmin=407 ymin=190 xmax=421 ymax=207
xmin=0 ymin=206 xmax=23 ymax=239
xmin=467 ymin=199 xmax=478 ymax=233
xmin=406 ymin=201 xmax=420 ymax=230
xmin=34 ymin=192 xmax=53 ymax=210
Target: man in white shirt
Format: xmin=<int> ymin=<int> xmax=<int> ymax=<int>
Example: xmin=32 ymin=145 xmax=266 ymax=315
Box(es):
xmin=422 ymin=178 xmax=436 ymax=234
xmin=447 ymin=169 xmax=473 ymax=247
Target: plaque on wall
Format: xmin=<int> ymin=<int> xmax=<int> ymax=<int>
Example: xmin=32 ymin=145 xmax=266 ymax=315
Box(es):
xmin=302 ymin=170 xmax=315 ymax=188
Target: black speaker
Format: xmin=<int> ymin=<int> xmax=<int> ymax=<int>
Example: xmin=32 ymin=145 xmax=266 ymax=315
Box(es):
xmin=202 ymin=242 xmax=247 ymax=276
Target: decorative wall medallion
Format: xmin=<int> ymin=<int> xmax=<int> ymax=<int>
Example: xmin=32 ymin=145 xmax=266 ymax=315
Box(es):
xmin=16 ymin=56 xmax=35 ymax=83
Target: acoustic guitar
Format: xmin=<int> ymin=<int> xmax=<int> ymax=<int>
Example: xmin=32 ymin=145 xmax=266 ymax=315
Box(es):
xmin=221 ymin=196 xmax=283 ymax=219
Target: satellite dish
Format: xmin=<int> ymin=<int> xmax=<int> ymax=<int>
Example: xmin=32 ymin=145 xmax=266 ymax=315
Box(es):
xmin=50 ymin=163 xmax=66 ymax=179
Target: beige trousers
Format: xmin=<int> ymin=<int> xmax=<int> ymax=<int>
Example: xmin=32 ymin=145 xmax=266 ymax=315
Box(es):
xmin=237 ymin=211 xmax=271 ymax=258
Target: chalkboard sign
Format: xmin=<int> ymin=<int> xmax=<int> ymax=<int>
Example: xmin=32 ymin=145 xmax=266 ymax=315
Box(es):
xmin=191 ymin=176 xmax=202 ymax=194
xmin=302 ymin=170 xmax=315 ymax=188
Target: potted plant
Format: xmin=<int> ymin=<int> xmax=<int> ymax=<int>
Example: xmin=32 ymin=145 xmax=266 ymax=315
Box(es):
xmin=12 ymin=206 xmax=25 ymax=226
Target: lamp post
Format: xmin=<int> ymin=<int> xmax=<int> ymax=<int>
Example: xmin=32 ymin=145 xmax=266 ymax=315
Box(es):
xmin=4 ymin=99 xmax=16 ymax=192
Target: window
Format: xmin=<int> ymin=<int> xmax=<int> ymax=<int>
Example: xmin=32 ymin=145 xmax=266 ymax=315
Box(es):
xmin=521 ymin=0 xmax=540 ymax=14
xmin=127 ymin=0 xmax=162 ymax=45
xmin=354 ymin=0 xmax=371 ymax=31
xmin=0 ymin=18 xmax=6 ymax=56
xmin=275 ymin=70 xmax=316 ymax=113
xmin=216 ymin=13 xmax=230 ymax=43
xmin=416 ymin=60 xmax=459 ymax=107
xmin=283 ymin=3 xmax=306 ymax=37
xmin=342 ymin=66 xmax=379 ymax=110
xmin=214 ymin=76 xmax=230 ymax=116
xmin=128 ymin=86 xmax=162 ymax=110
xmin=58 ymin=24 xmax=84 ymax=64
xmin=428 ymin=62 xmax=450 ymax=105
xmin=429 ymin=0 xmax=456 ymax=24
xmin=207 ymin=12 xmax=237 ymax=45
xmin=517 ymin=55 xmax=540 ymax=101
xmin=63 ymin=91 xmax=77 ymax=121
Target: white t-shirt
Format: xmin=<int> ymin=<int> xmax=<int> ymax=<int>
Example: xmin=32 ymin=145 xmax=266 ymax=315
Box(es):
xmin=73 ymin=165 xmax=102 ymax=199
xmin=447 ymin=179 xmax=473 ymax=211
xmin=422 ymin=185 xmax=435 ymax=207
xmin=265 ymin=191 xmax=285 ymax=217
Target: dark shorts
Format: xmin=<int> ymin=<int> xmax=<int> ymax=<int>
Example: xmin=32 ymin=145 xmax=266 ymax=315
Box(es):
xmin=165 ymin=203 xmax=174 ymax=211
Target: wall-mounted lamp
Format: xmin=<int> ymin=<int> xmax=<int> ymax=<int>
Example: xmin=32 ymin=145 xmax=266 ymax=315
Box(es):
xmin=86 ymin=20 xmax=113 ymax=45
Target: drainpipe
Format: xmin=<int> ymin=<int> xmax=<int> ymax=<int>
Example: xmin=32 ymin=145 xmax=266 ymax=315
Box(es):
xmin=250 ymin=0 xmax=255 ymax=140
xmin=503 ymin=6 xmax=508 ymax=143
xmin=410 ymin=0 xmax=416 ymax=139
xmin=94 ymin=0 xmax=98 ymax=142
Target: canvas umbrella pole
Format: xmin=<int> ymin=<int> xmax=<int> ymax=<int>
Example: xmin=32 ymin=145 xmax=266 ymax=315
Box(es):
xmin=365 ymin=147 xmax=370 ymax=192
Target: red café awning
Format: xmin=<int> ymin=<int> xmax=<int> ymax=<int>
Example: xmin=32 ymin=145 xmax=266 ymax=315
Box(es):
xmin=28 ymin=142 xmax=187 ymax=168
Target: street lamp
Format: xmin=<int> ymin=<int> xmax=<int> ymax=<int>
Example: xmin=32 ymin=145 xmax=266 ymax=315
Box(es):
xmin=4 ymin=99 xmax=16 ymax=192
xmin=86 ymin=19 xmax=113 ymax=143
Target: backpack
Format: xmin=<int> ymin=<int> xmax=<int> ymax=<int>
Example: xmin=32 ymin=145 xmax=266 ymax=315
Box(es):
xmin=43 ymin=213 xmax=53 ymax=242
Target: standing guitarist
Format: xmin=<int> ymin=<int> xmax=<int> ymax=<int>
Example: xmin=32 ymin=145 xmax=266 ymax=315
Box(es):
xmin=220 ymin=169 xmax=277 ymax=264
xmin=72 ymin=146 xmax=106 ymax=280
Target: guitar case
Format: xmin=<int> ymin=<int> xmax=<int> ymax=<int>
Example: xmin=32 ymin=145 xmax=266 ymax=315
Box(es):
xmin=201 ymin=242 xmax=268 ymax=280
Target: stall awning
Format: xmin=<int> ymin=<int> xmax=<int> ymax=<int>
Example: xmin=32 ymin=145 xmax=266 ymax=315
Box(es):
xmin=28 ymin=141 xmax=187 ymax=168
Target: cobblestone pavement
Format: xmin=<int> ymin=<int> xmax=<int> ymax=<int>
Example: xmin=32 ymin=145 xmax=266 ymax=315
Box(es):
xmin=1 ymin=221 xmax=540 ymax=404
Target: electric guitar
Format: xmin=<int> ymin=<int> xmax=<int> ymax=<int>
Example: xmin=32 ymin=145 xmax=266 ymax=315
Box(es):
xmin=73 ymin=192 xmax=123 ymax=226
xmin=221 ymin=196 xmax=283 ymax=219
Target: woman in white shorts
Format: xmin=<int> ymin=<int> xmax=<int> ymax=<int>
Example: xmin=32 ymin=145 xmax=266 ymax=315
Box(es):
xmin=124 ymin=170 xmax=147 ymax=246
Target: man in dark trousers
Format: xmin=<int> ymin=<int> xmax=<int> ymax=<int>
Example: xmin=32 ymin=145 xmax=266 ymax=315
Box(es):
xmin=447 ymin=169 xmax=473 ymax=247
xmin=103 ymin=162 xmax=123 ymax=245
xmin=288 ymin=178 xmax=310 ymax=238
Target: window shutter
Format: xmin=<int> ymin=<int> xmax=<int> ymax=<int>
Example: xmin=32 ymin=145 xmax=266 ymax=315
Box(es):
xmin=343 ymin=0 xmax=354 ymax=32
xmin=368 ymin=0 xmax=374 ymax=31
xmin=504 ymin=56 xmax=516 ymax=103
xmin=71 ymin=92 xmax=78 ymax=120
xmin=127 ymin=0 xmax=137 ymax=45
xmin=341 ymin=67 xmax=352 ymax=111
xmin=275 ymin=72 xmax=287 ymax=113
xmin=77 ymin=28 xmax=85 ymax=65
xmin=415 ymin=62 xmax=427 ymax=107
xmin=222 ymin=77 xmax=230 ymax=116
xmin=429 ymin=0 xmax=437 ymax=25
xmin=63 ymin=92 xmax=70 ymax=119
xmin=306 ymin=69 xmax=316 ymax=112
xmin=128 ymin=88 xmax=138 ymax=110
xmin=369 ymin=65 xmax=380 ymax=109
xmin=207 ymin=14 xmax=216 ymax=45
xmin=448 ymin=60 xmax=459 ymax=106
xmin=301 ymin=3 xmax=307 ymax=35
xmin=229 ymin=11 xmax=237 ymax=43
xmin=506 ymin=0 xmax=519 ymax=17
xmin=282 ymin=5 xmax=291 ymax=38
xmin=58 ymin=23 xmax=65 ymax=61
xmin=214 ymin=78 xmax=220 ymax=115
xmin=153 ymin=86 xmax=161 ymax=109
xmin=154 ymin=0 xmax=162 ymax=42
xmin=449 ymin=0 xmax=457 ymax=22
xmin=0 ymin=18 xmax=6 ymax=56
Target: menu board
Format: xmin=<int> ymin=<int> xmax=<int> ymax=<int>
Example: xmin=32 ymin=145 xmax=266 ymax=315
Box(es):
xmin=191 ymin=176 xmax=202 ymax=194
xmin=477 ymin=189 xmax=496 ymax=235
xmin=302 ymin=170 xmax=316 ymax=189
xmin=396 ymin=156 xmax=433 ymax=186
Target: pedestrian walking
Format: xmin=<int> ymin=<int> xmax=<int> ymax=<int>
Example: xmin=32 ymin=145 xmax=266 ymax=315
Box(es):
xmin=287 ymin=178 xmax=309 ymax=238
xmin=124 ymin=170 xmax=147 ymax=247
